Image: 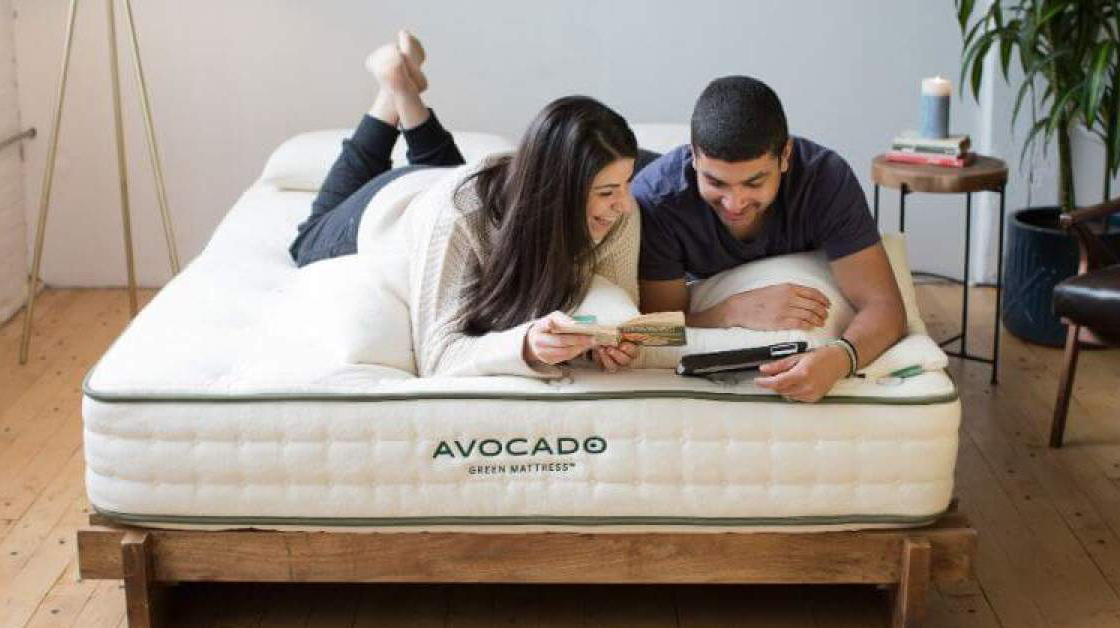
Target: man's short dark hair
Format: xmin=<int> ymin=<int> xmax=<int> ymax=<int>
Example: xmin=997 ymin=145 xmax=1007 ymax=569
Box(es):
xmin=691 ymin=76 xmax=788 ymax=162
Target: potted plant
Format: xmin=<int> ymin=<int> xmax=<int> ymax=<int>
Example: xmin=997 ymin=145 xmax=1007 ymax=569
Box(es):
xmin=958 ymin=0 xmax=1120 ymax=346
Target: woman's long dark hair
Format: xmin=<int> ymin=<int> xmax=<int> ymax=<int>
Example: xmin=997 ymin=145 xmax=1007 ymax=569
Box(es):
xmin=457 ymin=96 xmax=638 ymax=336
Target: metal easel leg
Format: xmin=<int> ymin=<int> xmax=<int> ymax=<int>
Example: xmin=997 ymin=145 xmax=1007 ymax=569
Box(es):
xmin=121 ymin=0 xmax=180 ymax=275
xmin=107 ymin=0 xmax=138 ymax=316
xmin=19 ymin=0 xmax=80 ymax=365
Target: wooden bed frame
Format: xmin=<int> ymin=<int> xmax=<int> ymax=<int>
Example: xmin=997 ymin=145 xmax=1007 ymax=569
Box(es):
xmin=76 ymin=502 xmax=976 ymax=628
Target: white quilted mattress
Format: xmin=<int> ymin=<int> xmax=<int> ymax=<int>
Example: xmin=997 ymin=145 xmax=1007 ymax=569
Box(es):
xmin=82 ymin=178 xmax=960 ymax=533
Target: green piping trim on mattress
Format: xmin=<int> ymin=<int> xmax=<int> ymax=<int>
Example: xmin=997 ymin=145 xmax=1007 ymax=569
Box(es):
xmin=91 ymin=505 xmax=945 ymax=528
xmin=82 ymin=367 xmax=959 ymax=406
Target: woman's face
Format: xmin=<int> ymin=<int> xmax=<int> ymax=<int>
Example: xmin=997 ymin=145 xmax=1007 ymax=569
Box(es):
xmin=586 ymin=158 xmax=636 ymax=243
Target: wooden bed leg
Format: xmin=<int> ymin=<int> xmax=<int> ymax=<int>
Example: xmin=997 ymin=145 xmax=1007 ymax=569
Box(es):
xmin=121 ymin=531 xmax=166 ymax=628
xmin=891 ymin=537 xmax=931 ymax=628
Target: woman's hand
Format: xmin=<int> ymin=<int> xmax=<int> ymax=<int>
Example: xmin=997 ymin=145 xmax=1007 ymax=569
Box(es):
xmin=590 ymin=341 xmax=640 ymax=373
xmin=522 ymin=312 xmax=595 ymax=366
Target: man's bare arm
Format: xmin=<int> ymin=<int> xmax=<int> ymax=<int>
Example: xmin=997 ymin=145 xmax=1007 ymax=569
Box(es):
xmin=639 ymin=278 xmax=688 ymax=314
xmin=640 ymin=277 xmax=831 ymax=330
xmin=829 ymin=242 xmax=907 ymax=369
xmin=638 ymin=242 xmax=905 ymax=348
xmin=754 ymin=242 xmax=907 ymax=402
xmin=639 ymin=277 xmax=738 ymax=327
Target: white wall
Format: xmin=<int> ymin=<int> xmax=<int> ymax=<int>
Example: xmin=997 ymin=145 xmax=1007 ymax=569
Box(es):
xmin=12 ymin=0 xmax=1068 ymax=287
xmin=0 ymin=0 xmax=26 ymax=322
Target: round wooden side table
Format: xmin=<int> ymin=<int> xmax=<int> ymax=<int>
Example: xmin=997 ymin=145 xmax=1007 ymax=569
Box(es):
xmin=871 ymin=154 xmax=1009 ymax=384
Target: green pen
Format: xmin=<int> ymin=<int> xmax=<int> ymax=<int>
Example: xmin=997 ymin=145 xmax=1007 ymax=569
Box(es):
xmin=888 ymin=365 xmax=924 ymax=379
xmin=874 ymin=364 xmax=925 ymax=386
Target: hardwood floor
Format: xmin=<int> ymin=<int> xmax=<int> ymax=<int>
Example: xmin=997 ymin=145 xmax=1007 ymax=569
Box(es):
xmin=1 ymin=284 xmax=1118 ymax=627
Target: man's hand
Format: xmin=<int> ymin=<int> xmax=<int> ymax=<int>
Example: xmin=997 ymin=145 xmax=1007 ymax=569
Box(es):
xmin=523 ymin=312 xmax=594 ymax=366
xmin=720 ymin=283 xmax=831 ymax=330
xmin=589 ymin=341 xmax=640 ymax=373
xmin=754 ymin=345 xmax=850 ymax=402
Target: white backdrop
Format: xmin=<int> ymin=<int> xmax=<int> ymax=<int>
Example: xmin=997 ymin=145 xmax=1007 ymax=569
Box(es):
xmin=13 ymin=0 xmax=1093 ymax=288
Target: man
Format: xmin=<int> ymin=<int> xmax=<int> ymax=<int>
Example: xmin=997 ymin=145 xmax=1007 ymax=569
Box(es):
xmin=633 ymin=76 xmax=906 ymax=402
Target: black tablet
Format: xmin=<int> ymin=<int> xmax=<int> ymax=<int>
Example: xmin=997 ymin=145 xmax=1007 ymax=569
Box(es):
xmin=676 ymin=342 xmax=809 ymax=376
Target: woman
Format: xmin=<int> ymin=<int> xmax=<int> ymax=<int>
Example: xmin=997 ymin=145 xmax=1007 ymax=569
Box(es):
xmin=289 ymin=32 xmax=641 ymax=377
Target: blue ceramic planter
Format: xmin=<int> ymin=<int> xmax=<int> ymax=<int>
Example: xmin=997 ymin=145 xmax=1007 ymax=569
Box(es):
xmin=1002 ymin=207 xmax=1120 ymax=347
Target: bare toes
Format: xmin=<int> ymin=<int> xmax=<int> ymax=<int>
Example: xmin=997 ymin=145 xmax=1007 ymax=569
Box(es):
xmin=397 ymin=29 xmax=426 ymax=66
xmin=365 ymin=44 xmax=414 ymax=93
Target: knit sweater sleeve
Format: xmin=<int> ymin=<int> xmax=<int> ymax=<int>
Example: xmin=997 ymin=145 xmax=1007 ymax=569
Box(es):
xmin=591 ymin=210 xmax=641 ymax=306
xmin=408 ymin=170 xmax=563 ymax=379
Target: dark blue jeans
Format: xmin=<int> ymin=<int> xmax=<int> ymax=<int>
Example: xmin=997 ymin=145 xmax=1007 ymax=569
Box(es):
xmin=288 ymin=111 xmax=465 ymax=267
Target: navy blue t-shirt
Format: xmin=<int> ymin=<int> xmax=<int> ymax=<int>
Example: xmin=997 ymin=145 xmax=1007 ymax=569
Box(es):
xmin=633 ymin=138 xmax=879 ymax=281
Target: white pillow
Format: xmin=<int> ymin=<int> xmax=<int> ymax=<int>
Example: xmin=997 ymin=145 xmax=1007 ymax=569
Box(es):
xmin=573 ymin=234 xmax=933 ymax=371
xmin=690 ymin=233 xmax=924 ymax=335
xmin=689 ymin=249 xmax=856 ymax=343
xmin=259 ymin=128 xmax=515 ymax=192
xmin=261 ymin=253 xmax=416 ymax=374
xmin=573 ymin=274 xmax=642 ymax=323
xmin=880 ymin=233 xmax=927 ymax=335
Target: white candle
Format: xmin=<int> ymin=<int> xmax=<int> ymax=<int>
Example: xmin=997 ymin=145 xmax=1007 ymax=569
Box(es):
xmin=921 ymin=76 xmax=952 ymax=97
xmin=920 ymin=76 xmax=951 ymax=138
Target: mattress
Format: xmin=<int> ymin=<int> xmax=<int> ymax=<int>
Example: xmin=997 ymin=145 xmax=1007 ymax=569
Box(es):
xmin=82 ymin=176 xmax=960 ymax=533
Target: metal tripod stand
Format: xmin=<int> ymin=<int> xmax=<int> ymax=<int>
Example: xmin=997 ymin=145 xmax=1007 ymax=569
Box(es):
xmin=19 ymin=0 xmax=179 ymax=364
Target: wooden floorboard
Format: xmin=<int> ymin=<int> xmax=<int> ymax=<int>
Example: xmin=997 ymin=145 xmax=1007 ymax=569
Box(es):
xmin=2 ymin=284 xmax=1120 ymax=626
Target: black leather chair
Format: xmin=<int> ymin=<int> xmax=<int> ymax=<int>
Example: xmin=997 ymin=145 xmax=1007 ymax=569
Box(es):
xmin=1050 ymin=199 xmax=1120 ymax=447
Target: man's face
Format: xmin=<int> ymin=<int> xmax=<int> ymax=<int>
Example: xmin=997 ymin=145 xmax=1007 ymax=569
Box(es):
xmin=693 ymin=140 xmax=791 ymax=232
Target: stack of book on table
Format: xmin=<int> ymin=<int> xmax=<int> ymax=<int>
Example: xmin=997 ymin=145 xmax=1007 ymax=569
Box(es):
xmin=886 ymin=131 xmax=974 ymax=167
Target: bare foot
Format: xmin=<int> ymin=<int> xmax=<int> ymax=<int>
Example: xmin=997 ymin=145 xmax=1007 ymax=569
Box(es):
xmin=396 ymin=30 xmax=428 ymax=92
xmin=364 ymin=43 xmax=416 ymax=95
xmin=397 ymin=30 xmax=426 ymax=65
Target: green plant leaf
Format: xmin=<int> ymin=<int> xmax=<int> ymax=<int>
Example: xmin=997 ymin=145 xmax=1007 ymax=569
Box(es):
xmin=1037 ymin=0 xmax=1073 ymax=30
xmin=1021 ymin=116 xmax=1052 ymax=163
xmin=1047 ymin=84 xmax=1081 ymax=137
xmin=1012 ymin=76 xmax=1036 ymax=127
xmin=1111 ymin=1 xmax=1120 ymax=43
xmin=971 ymin=37 xmax=995 ymax=99
xmin=958 ymin=0 xmax=976 ymax=32
xmin=960 ymin=0 xmax=1120 ymax=187
xmin=1111 ymin=115 xmax=1120 ymax=177
xmin=1000 ymin=37 xmax=1014 ymax=80
xmin=1038 ymin=80 xmax=1057 ymax=111
xmin=1084 ymin=41 xmax=1115 ymax=126
xmin=961 ymin=30 xmax=1000 ymax=100
xmin=1106 ymin=102 xmax=1118 ymax=176
xmin=1110 ymin=65 xmax=1120 ymax=177
xmin=962 ymin=11 xmax=988 ymax=51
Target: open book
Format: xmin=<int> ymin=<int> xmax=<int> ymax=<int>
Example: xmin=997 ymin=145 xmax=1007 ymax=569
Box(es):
xmin=554 ymin=312 xmax=687 ymax=347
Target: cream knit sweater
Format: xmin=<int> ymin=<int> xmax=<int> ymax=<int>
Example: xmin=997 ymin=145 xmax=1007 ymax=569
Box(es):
xmin=394 ymin=162 xmax=640 ymax=379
